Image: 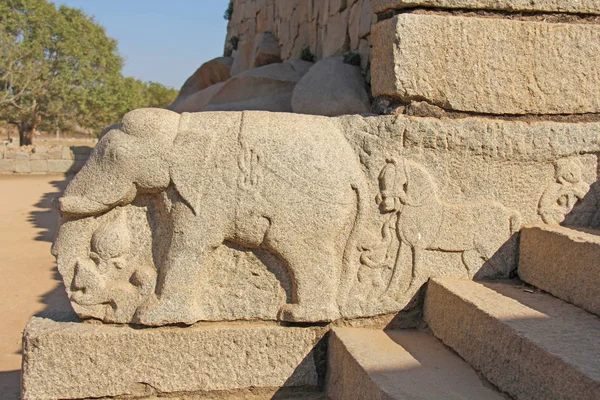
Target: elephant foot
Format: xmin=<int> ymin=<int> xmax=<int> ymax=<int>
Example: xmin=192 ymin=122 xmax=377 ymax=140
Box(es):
xmin=133 ymin=296 xmax=200 ymax=326
xmin=277 ymin=303 xmax=340 ymax=323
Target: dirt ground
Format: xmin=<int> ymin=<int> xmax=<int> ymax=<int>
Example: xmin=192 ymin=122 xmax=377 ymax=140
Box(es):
xmin=0 ymin=174 xmax=72 ymax=400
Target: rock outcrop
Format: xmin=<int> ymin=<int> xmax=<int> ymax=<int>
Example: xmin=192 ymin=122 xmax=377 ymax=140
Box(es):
xmin=206 ymin=61 xmax=313 ymax=112
xmin=292 ymin=56 xmax=371 ymax=116
xmin=177 ymin=57 xmax=233 ymax=98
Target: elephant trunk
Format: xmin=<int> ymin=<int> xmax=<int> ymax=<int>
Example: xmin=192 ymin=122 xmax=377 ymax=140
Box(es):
xmin=60 ymin=178 xmax=137 ymax=217
xmin=59 ymin=108 xmax=182 ymax=217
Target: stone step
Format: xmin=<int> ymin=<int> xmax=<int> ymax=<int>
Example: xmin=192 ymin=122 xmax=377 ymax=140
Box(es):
xmin=424 ymin=278 xmax=600 ymax=400
xmin=519 ymin=224 xmax=600 ymax=316
xmin=326 ymin=327 xmax=507 ymax=399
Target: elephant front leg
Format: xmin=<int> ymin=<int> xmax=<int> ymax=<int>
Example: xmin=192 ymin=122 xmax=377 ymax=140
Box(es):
xmin=134 ymin=202 xmax=227 ymax=326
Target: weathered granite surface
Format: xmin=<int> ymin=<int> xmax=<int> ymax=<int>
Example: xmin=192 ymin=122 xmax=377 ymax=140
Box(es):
xmin=327 ymin=328 xmax=506 ymax=400
xmin=225 ymin=0 xmax=375 ymax=70
xmin=21 ymin=315 xmax=326 ymax=400
xmin=372 ymin=13 xmax=600 ymax=114
xmin=372 ymin=0 xmax=600 ymax=14
xmin=424 ymin=279 xmax=600 ymax=400
xmin=519 ymin=224 xmax=600 ymax=316
xmin=53 ymin=109 xmax=600 ymax=326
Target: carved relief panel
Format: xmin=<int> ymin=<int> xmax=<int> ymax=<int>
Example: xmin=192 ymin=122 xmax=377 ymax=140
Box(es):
xmin=54 ymin=109 xmax=600 ymax=325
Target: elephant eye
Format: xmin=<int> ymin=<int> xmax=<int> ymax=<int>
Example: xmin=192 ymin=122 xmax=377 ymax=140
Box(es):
xmin=106 ymin=146 xmax=125 ymax=162
xmin=89 ymin=251 xmax=101 ymax=263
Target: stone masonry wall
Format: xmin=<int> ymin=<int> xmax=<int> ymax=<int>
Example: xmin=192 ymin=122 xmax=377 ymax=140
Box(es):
xmin=369 ymin=1 xmax=600 ymax=116
xmin=225 ymin=0 xmax=377 ymax=72
xmin=0 ymin=145 xmax=92 ymax=174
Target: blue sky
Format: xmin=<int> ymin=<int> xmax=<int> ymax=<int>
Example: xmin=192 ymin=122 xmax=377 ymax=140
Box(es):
xmin=54 ymin=0 xmax=231 ymax=89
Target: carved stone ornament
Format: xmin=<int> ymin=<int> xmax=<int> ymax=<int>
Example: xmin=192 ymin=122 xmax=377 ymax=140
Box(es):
xmin=538 ymin=158 xmax=591 ymax=225
xmin=53 ymin=109 xmax=599 ymax=325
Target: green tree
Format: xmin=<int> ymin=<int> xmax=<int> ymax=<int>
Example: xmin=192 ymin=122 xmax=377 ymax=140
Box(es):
xmin=0 ymin=0 xmax=123 ymax=145
xmin=108 ymin=79 xmax=177 ymax=122
xmin=145 ymin=81 xmax=178 ymax=108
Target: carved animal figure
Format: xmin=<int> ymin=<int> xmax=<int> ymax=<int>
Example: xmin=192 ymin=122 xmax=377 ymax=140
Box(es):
xmin=70 ymin=211 xmax=157 ymax=322
xmin=58 ymin=108 xmax=369 ymax=325
xmin=374 ymin=158 xmax=521 ymax=283
xmin=538 ymin=158 xmax=590 ymax=224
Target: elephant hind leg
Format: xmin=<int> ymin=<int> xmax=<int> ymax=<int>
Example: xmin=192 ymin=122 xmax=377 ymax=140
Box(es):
xmin=274 ymin=238 xmax=342 ymax=323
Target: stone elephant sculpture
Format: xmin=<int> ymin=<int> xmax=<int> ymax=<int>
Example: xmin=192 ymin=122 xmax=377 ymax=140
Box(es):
xmin=365 ymin=158 xmax=521 ymax=289
xmin=58 ymin=108 xmax=369 ymax=325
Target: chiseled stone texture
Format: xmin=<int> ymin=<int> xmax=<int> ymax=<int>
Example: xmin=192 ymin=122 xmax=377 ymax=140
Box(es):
xmin=327 ymin=328 xmax=506 ymax=400
xmin=0 ymin=159 xmax=15 ymax=172
xmin=54 ymin=109 xmax=600 ymax=326
xmin=372 ymin=0 xmax=600 ymax=14
xmin=519 ymin=224 xmax=600 ymax=316
xmin=47 ymin=159 xmax=73 ymax=173
xmin=424 ymin=279 xmax=600 ymax=400
xmin=14 ymin=159 xmax=32 ymax=173
xmin=372 ymin=13 xmax=600 ymax=114
xmin=21 ymin=315 xmax=326 ymax=400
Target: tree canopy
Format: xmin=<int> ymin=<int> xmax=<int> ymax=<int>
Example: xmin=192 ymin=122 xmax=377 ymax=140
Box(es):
xmin=0 ymin=0 xmax=177 ymax=145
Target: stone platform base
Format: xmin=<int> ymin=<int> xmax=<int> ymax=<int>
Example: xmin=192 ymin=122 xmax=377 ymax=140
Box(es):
xmin=21 ymin=314 xmax=327 ymax=400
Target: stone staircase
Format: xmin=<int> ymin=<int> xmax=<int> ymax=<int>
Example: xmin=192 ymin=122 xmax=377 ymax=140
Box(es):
xmin=326 ymin=224 xmax=600 ymax=400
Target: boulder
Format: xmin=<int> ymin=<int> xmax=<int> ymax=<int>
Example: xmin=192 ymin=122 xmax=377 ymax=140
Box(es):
xmin=168 ymin=82 xmax=225 ymax=113
xmin=205 ymin=61 xmax=313 ymax=112
xmin=292 ymin=56 xmax=371 ymax=116
xmin=230 ymin=40 xmax=254 ymax=76
xmin=251 ymin=31 xmax=281 ymax=69
xmin=177 ymin=57 xmax=233 ymax=98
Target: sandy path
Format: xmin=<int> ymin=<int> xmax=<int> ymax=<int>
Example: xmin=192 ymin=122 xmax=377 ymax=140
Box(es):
xmin=0 ymin=175 xmax=72 ymax=400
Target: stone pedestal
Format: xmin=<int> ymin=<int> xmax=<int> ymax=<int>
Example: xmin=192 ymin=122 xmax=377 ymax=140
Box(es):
xmin=21 ymin=314 xmax=327 ymax=400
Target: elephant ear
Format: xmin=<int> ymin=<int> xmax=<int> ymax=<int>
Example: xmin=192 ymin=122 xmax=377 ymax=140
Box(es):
xmin=169 ymin=113 xmax=217 ymax=215
xmin=169 ymin=112 xmax=242 ymax=215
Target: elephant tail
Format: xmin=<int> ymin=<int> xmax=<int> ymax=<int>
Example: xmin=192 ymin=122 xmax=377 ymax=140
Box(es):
xmin=509 ymin=209 xmax=522 ymax=235
xmin=338 ymin=178 xmax=370 ymax=313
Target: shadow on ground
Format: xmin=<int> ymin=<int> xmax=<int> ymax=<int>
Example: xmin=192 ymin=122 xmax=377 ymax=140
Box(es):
xmin=0 ymin=174 xmax=74 ymax=400
xmin=28 ymin=175 xmax=73 ymax=316
xmin=0 ymin=371 xmax=20 ymax=400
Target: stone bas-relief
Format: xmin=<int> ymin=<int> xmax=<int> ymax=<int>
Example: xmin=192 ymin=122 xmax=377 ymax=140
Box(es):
xmin=538 ymin=158 xmax=591 ymax=225
xmin=54 ymin=109 xmax=600 ymax=325
xmin=56 ymin=109 xmax=369 ymax=325
xmin=362 ymin=158 xmax=520 ymax=292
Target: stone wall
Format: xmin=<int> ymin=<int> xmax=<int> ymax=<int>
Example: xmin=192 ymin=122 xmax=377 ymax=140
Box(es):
xmin=225 ymin=0 xmax=376 ymax=72
xmin=0 ymin=145 xmax=92 ymax=174
xmin=370 ymin=2 xmax=600 ymax=116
